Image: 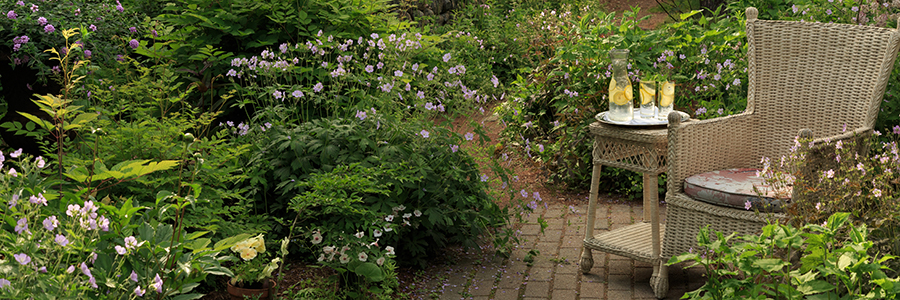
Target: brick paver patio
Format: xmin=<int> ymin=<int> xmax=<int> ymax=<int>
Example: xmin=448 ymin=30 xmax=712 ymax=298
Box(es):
xmin=427 ymin=201 xmax=707 ymax=299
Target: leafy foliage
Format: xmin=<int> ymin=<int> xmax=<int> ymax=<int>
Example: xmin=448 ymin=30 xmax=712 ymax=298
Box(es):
xmin=669 ymin=213 xmax=900 ymax=299
xmin=250 ymin=116 xmax=508 ymax=267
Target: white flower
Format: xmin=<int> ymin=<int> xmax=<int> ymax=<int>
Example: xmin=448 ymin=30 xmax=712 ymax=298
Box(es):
xmin=413 ymin=210 xmax=422 ymax=217
xmin=318 ymin=254 xmax=325 ymax=262
xmin=385 ymin=246 xmax=395 ymax=255
xmin=339 ymin=254 xmax=350 ymax=264
xmin=403 ymin=213 xmax=412 ymax=219
xmin=373 ymin=229 xmax=383 ymax=237
xmin=376 ymin=257 xmax=385 ymax=266
xmin=311 ymin=232 xmax=323 ymax=244
xmin=354 ymin=231 xmax=364 ymax=239
xmin=385 ymin=215 xmax=394 ymax=222
xmin=358 ymin=252 xmax=368 ymax=262
xmin=323 ymin=246 xmax=335 ymax=254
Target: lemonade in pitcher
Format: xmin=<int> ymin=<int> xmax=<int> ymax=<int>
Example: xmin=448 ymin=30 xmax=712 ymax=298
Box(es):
xmin=657 ymin=81 xmax=675 ymax=121
xmin=607 ymin=49 xmax=633 ymax=122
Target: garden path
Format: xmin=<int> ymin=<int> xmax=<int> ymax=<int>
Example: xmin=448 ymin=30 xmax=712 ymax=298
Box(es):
xmin=424 ymin=201 xmax=708 ymax=300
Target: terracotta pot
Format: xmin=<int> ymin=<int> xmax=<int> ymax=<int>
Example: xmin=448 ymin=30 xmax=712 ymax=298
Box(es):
xmin=226 ymin=279 xmax=275 ymax=300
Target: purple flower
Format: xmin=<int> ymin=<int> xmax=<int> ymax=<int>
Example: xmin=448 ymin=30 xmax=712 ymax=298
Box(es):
xmin=80 ymin=262 xmax=92 ymax=277
xmin=0 ymin=279 xmax=9 ymax=289
xmin=355 ymin=110 xmax=367 ymax=120
xmin=744 ymin=200 xmax=752 ymax=210
xmin=131 ymin=270 xmax=139 ymax=282
xmin=694 ymin=107 xmax=707 ymax=116
xmin=134 ymin=286 xmax=145 ymax=297
xmin=533 ymin=192 xmax=542 ymax=201
xmin=394 ymin=70 xmax=403 ymax=77
xmin=480 ymin=174 xmax=488 ymax=182
xmin=465 ymin=132 xmax=474 ymax=141
xmin=16 ymin=1 xmax=24 ymax=5
xmin=38 ymin=266 xmax=47 ymax=273
xmin=84 ymin=50 xmax=91 ymax=58
xmin=14 ymin=253 xmax=30 ymax=265
xmin=129 ymin=27 xmax=137 ymax=33
xmin=129 ymin=39 xmax=139 ymax=49
xmin=873 ymin=188 xmax=882 ymax=198
xmin=89 ymin=275 xmax=98 ymax=288
xmin=44 ymin=24 xmax=55 ymax=33
xmin=116 ymin=3 xmax=124 ymax=12
xmin=443 ymin=53 xmax=452 ymax=62
xmin=30 ymin=4 xmax=38 ymax=12
xmin=892 ymin=125 xmax=900 ymax=135
xmin=313 ymin=82 xmax=323 ymax=93
xmin=292 ymin=90 xmax=304 ymax=98
xmin=89 ymin=24 xmax=97 ymax=31
xmin=419 ymin=130 xmax=429 ymax=138
xmin=11 ymin=148 xmax=21 ymax=158
xmin=365 ymin=65 xmax=374 ymax=73
xmin=14 ymin=217 xmax=28 ymax=235
xmin=115 ymin=245 xmax=127 ymax=255
xmin=55 ymin=234 xmax=69 ymax=247
xmin=43 ymin=216 xmax=58 ymax=231
xmin=520 ymin=189 xmax=528 ymax=198
xmin=151 ymin=274 xmax=163 ymax=293
xmin=272 ymin=90 xmax=283 ymax=100
xmin=450 ymin=145 xmax=459 ymax=152
xmin=38 ymin=17 xmax=47 ymax=26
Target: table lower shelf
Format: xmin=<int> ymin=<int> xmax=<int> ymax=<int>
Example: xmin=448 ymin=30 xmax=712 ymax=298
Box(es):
xmin=583 ymin=222 xmax=665 ymax=263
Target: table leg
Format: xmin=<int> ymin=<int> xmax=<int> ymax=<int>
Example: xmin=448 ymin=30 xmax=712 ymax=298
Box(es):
xmin=580 ymin=163 xmax=601 ymax=274
xmin=646 ymin=173 xmax=667 ymax=298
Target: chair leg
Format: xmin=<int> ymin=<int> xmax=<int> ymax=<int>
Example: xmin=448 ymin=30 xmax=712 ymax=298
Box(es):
xmin=651 ymin=262 xmax=669 ymax=299
xmin=580 ymin=247 xmax=594 ymax=273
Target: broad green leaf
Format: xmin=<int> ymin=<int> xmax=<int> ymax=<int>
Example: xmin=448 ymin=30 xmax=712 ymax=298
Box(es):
xmin=18 ymin=112 xmax=53 ymax=130
xmin=171 ymin=293 xmax=203 ymax=300
xmin=680 ymin=10 xmax=701 ymax=21
xmin=753 ymin=258 xmax=789 ymax=272
xmin=838 ymin=253 xmax=853 ymax=270
xmin=796 ymin=279 xmax=835 ymax=295
xmin=354 ymin=262 xmax=384 ymax=282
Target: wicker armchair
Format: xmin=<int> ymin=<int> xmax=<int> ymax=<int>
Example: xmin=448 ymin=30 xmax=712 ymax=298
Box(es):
xmin=654 ymin=7 xmax=900 ymax=298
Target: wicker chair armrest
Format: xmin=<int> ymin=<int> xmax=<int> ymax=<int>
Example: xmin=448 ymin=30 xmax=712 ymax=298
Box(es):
xmin=666 ymin=112 xmax=757 ymax=193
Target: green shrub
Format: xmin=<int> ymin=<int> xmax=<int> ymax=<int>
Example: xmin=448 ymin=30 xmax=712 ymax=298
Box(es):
xmin=248 ymin=115 xmax=512 ymax=267
xmin=669 ymin=213 xmax=900 ymax=299
xmin=759 ymin=130 xmax=900 ymax=276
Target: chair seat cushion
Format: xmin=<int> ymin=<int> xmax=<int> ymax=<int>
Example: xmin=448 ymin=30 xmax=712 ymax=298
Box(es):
xmin=683 ymin=168 xmax=790 ymax=213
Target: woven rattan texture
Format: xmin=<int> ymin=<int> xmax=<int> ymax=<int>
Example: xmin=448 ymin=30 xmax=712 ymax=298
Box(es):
xmin=584 ymin=222 xmax=666 ymax=262
xmin=663 ymin=8 xmax=900 ymax=261
xmin=589 ymin=123 xmax=668 ymax=174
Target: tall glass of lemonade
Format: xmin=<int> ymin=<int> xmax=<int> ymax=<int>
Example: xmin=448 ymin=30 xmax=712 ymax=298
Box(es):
xmin=657 ymin=80 xmax=675 ymax=121
xmin=607 ymin=49 xmax=633 ymax=122
xmin=638 ymin=80 xmax=657 ymax=119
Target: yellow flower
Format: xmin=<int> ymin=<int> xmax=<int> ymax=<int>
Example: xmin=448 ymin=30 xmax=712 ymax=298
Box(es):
xmin=239 ymin=248 xmax=258 ymax=261
xmin=248 ymin=234 xmax=266 ymax=253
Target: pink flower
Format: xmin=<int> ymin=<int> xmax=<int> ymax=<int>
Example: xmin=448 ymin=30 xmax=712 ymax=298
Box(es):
xmin=744 ymin=200 xmax=752 ymax=210
xmin=44 ymin=24 xmax=55 ymax=33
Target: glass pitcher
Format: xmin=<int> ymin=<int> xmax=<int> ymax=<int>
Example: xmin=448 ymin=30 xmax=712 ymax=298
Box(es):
xmin=607 ymin=49 xmax=633 ymax=122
